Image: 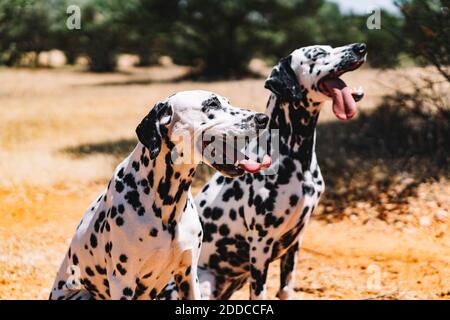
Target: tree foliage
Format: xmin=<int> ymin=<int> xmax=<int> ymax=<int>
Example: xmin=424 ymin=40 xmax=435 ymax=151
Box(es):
xmin=398 ymin=0 xmax=450 ymax=81
xmin=3 ymin=0 xmax=444 ymax=77
xmin=0 ymin=0 xmax=53 ymax=66
xmin=120 ymin=0 xmax=179 ymax=66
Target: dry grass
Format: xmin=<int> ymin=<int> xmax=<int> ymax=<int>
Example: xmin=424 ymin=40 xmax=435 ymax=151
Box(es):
xmin=0 ymin=65 xmax=448 ymax=299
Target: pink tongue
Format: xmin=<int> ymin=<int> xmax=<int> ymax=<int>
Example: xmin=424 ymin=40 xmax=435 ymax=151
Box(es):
xmin=323 ymin=78 xmax=357 ymax=120
xmin=237 ymin=154 xmax=272 ymax=173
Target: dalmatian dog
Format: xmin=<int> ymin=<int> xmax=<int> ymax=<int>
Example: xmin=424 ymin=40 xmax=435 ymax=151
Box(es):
xmin=161 ymin=43 xmax=367 ymax=300
xmin=49 ymin=90 xmax=270 ymax=300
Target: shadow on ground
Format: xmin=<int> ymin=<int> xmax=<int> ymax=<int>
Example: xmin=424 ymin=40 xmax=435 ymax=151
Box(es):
xmin=89 ymin=76 xmax=187 ymax=87
xmin=78 ymin=68 xmax=264 ymax=87
xmin=316 ymin=120 xmax=445 ymax=220
xmin=62 ymin=138 xmax=215 ymax=189
xmin=63 ymin=138 xmax=137 ymax=158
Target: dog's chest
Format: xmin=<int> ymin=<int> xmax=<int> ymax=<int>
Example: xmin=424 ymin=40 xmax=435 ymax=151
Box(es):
xmin=70 ymin=188 xmax=201 ymax=299
xmin=280 ymin=170 xmax=322 ymax=220
xmin=249 ymin=161 xmax=324 ymax=257
xmin=253 ymin=157 xmax=323 ymax=217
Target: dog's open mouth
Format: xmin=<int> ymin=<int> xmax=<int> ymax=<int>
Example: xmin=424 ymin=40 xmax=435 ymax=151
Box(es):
xmin=318 ymin=60 xmax=365 ymax=120
xmin=202 ymin=136 xmax=272 ymax=177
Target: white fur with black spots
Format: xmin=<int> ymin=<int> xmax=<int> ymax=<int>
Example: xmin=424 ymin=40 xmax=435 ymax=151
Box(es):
xmin=49 ymin=90 xmax=269 ymax=300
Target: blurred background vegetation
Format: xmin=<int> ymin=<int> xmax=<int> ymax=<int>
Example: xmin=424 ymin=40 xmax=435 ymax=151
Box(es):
xmin=0 ymin=0 xmax=445 ymax=75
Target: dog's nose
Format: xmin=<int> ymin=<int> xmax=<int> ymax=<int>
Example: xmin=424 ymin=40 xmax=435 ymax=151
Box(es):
xmin=352 ymin=43 xmax=367 ymax=56
xmin=254 ymin=113 xmax=269 ymax=129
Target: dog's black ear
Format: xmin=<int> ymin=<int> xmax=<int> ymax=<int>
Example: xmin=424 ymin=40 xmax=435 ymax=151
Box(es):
xmin=264 ymin=55 xmax=302 ymax=103
xmin=136 ymin=102 xmax=173 ymax=160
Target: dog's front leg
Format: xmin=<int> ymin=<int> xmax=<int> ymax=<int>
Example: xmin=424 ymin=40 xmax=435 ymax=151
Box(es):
xmin=108 ymin=273 xmax=138 ymax=300
xmin=276 ymin=241 xmax=299 ymax=300
xmin=249 ymin=237 xmax=270 ymax=300
xmin=174 ymin=249 xmax=201 ymax=300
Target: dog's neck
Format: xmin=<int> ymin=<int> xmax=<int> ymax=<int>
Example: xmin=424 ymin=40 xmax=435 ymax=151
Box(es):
xmin=124 ymin=142 xmax=196 ymax=226
xmin=266 ymin=94 xmax=324 ymax=172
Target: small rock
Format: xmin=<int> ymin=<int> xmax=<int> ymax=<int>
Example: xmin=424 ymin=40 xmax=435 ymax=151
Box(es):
xmin=394 ymin=221 xmax=404 ymax=229
xmin=403 ymin=227 xmax=416 ymax=234
xmin=419 ymin=216 xmax=432 ymax=227
xmin=434 ymin=210 xmax=448 ymax=221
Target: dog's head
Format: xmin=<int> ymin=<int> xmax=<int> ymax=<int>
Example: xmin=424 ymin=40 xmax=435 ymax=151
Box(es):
xmin=136 ymin=90 xmax=271 ymax=177
xmin=265 ymin=43 xmax=367 ymax=120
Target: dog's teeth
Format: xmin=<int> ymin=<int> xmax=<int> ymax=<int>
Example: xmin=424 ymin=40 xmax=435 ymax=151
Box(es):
xmin=353 ymin=86 xmax=363 ymax=94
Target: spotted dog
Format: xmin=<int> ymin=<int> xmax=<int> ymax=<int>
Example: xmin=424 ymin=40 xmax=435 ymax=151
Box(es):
xmin=49 ymin=90 xmax=270 ymax=300
xmin=161 ymin=43 xmax=367 ymax=300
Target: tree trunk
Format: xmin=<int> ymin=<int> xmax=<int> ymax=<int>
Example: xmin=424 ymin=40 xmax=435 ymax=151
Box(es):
xmin=88 ymin=49 xmax=116 ymax=72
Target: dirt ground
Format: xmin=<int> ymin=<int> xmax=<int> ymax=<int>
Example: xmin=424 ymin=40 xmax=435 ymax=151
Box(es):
xmin=0 ymin=64 xmax=448 ymax=300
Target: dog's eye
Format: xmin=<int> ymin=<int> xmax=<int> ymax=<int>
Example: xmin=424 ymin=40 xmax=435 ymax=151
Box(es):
xmin=315 ymin=51 xmax=328 ymax=58
xmin=201 ymin=96 xmax=222 ymax=113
